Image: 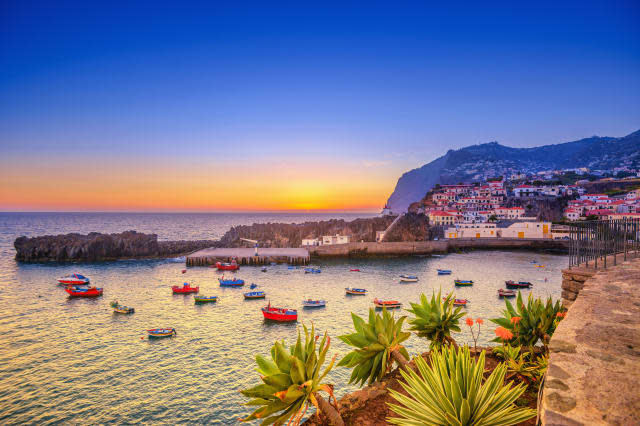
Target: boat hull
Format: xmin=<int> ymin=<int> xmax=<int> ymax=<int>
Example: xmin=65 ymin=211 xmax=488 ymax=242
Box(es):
xmin=505 ymin=281 xmax=532 ymax=289
xmin=345 ymin=288 xmax=367 ymax=295
xmin=302 ymin=301 xmax=326 ymax=308
xmin=147 ymin=328 xmax=176 ymax=338
xmin=172 ymin=286 xmax=199 ymax=294
xmin=216 ymin=262 xmax=239 ymax=271
xmin=244 ymin=292 xmax=266 ymax=299
xmin=262 ymin=307 xmax=297 ymax=322
xmin=454 ymin=280 xmax=473 ymax=286
xmin=219 ymin=280 xmax=245 ymax=287
xmin=373 ymin=299 xmax=402 ymax=309
xmin=194 ymin=297 xmax=218 ymax=303
xmin=65 ymin=287 xmax=103 ymax=297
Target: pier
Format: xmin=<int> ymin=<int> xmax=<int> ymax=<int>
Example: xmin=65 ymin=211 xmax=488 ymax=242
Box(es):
xmin=186 ymin=247 xmax=309 ymax=266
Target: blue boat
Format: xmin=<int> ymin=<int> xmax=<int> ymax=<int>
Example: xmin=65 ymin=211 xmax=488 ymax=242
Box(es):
xmin=219 ymin=277 xmax=245 ymax=287
xmin=437 ymin=269 xmax=452 ymax=275
xmin=346 ymin=288 xmax=367 ymax=295
xmin=244 ymin=291 xmax=266 ymax=299
xmin=303 ymin=299 xmax=326 ymax=308
xmin=304 ymin=268 xmax=321 ymax=274
xmin=249 ymin=283 xmax=258 ymax=289
xmin=400 ymin=275 xmax=418 ymax=282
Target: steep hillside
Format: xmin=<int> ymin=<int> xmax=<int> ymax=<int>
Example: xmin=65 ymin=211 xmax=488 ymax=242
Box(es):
xmin=386 ymin=129 xmax=640 ymax=211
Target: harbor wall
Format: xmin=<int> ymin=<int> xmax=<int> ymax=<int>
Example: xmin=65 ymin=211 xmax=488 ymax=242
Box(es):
xmin=541 ymin=256 xmax=640 ymax=425
xmin=306 ymin=238 xmax=569 ymax=257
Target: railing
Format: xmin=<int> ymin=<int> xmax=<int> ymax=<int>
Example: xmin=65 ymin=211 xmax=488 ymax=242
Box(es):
xmin=568 ymin=218 xmax=640 ymax=269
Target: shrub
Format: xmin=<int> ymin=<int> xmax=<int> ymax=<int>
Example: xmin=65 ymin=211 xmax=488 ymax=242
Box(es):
xmin=406 ymin=291 xmax=465 ymax=349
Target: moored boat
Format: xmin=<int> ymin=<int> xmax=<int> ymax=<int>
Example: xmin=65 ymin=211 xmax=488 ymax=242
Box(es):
xmin=373 ymin=298 xmax=402 ymax=309
xmin=261 ymin=266 xmax=268 ymax=272
xmin=345 ymin=287 xmax=367 ymax=295
xmin=194 ymin=295 xmax=218 ymax=303
xmin=57 ymin=273 xmax=90 ymax=285
xmin=304 ymin=268 xmax=321 ymax=274
xmin=437 ymin=269 xmax=452 ymax=275
xmin=454 ymin=279 xmax=474 ymax=286
xmin=244 ymin=291 xmax=266 ymax=299
xmin=262 ymin=303 xmax=297 ymax=322
xmin=172 ymin=283 xmax=199 ymax=294
xmin=505 ymin=280 xmax=532 ymax=289
xmin=218 ymin=277 xmax=245 ymax=287
xmin=65 ymin=285 xmax=103 ymax=297
xmin=534 ymin=264 xmax=545 ymax=268
xmin=302 ymin=299 xmax=326 ymax=308
xmin=445 ymin=297 xmax=468 ymax=306
xmin=147 ymin=328 xmax=176 ymax=338
xmin=216 ymin=260 xmax=239 ymax=271
xmin=498 ymin=288 xmax=517 ymax=298
xmin=349 ymin=268 xmax=361 ymax=272
xmin=399 ymin=275 xmax=419 ymax=282
xmin=110 ymin=300 xmax=134 ymax=314
xmin=249 ymin=283 xmax=258 ymax=289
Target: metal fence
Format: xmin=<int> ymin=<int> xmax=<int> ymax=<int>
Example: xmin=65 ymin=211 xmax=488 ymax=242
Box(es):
xmin=568 ymin=218 xmax=640 ymax=269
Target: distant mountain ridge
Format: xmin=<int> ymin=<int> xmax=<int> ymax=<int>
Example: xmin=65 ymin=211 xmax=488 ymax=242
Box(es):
xmin=386 ymin=129 xmax=640 ymax=212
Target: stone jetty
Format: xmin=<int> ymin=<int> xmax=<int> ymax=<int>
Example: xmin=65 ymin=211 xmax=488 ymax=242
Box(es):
xmin=14 ymin=231 xmax=216 ymax=262
xmin=186 ymin=247 xmax=309 ymax=266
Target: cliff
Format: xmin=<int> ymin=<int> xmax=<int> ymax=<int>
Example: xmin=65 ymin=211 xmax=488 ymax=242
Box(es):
xmin=14 ymin=231 xmax=216 ymax=262
xmin=386 ymin=129 xmax=640 ymax=212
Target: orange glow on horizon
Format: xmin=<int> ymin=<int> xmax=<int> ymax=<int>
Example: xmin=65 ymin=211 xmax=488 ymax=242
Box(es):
xmin=0 ymin=155 xmax=398 ymax=212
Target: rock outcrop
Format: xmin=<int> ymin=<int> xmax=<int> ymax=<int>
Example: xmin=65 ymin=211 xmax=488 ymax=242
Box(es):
xmin=14 ymin=231 xmax=216 ymax=262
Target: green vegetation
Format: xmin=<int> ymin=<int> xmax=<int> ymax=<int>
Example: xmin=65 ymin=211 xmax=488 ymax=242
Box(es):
xmin=241 ymin=324 xmax=343 ymax=425
xmin=406 ymin=291 xmax=465 ymax=350
xmin=387 ymin=346 xmax=536 ymax=426
xmin=491 ymin=293 xmax=565 ymax=352
xmin=338 ymin=308 xmax=411 ymax=386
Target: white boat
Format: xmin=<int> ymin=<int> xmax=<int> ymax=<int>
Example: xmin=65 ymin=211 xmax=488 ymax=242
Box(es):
xmin=302 ymin=299 xmax=326 ymax=308
xmin=399 ymin=274 xmax=419 ymax=282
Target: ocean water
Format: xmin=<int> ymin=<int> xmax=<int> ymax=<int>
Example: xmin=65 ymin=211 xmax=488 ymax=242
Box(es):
xmin=0 ymin=213 xmax=566 ymax=424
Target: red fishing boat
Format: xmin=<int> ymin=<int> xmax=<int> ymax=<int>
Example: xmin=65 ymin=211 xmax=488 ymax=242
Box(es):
xmin=445 ymin=297 xmax=468 ymax=306
xmin=172 ymin=283 xmax=199 ymax=294
xmin=373 ymin=298 xmax=402 ymax=309
xmin=57 ymin=273 xmax=90 ymax=285
xmin=216 ymin=260 xmax=239 ymax=271
xmin=261 ymin=303 xmax=297 ymax=322
xmin=65 ymin=285 xmax=103 ymax=297
xmin=349 ymin=268 xmax=361 ymax=272
xmin=498 ymin=288 xmax=517 ymax=298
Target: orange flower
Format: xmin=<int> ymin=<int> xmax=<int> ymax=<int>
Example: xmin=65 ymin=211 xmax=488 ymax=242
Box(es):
xmin=510 ymin=316 xmax=522 ymax=324
xmin=556 ymin=312 xmax=566 ymax=318
xmin=495 ymin=326 xmax=514 ymax=340
xmin=476 ymin=318 xmax=484 ymax=325
xmin=466 ymin=317 xmax=474 ymax=327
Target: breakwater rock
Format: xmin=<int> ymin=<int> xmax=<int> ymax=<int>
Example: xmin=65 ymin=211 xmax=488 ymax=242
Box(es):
xmin=14 ymin=231 xmax=217 ymax=262
xmin=218 ymin=214 xmax=430 ymax=248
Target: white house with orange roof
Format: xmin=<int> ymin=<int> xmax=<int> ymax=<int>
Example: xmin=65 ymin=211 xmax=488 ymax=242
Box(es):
xmin=493 ymin=207 xmax=525 ymax=219
xmin=428 ymin=211 xmax=459 ymax=226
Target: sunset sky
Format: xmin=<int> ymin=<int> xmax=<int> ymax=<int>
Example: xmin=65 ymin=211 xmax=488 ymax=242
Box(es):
xmin=1 ymin=2 xmax=639 ymax=212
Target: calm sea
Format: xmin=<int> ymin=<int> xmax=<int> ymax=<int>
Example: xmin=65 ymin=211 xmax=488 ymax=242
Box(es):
xmin=0 ymin=213 xmax=566 ymax=424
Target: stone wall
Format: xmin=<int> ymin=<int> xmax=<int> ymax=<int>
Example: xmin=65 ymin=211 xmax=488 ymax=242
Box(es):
xmin=541 ymin=256 xmax=640 ymax=425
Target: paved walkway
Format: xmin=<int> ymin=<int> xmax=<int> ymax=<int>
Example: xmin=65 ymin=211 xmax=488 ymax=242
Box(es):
xmin=541 ymin=257 xmax=640 ymax=425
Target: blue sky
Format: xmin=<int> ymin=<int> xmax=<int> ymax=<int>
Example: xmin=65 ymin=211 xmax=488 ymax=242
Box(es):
xmin=1 ymin=1 xmax=639 ymax=211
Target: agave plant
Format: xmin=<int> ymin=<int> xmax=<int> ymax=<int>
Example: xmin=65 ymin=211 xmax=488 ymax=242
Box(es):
xmin=407 ymin=291 xmax=465 ymax=349
xmin=491 ymin=292 xmax=564 ymax=352
xmin=337 ymin=308 xmax=411 ymax=386
xmin=505 ymin=353 xmax=538 ymax=385
xmin=241 ymin=324 xmax=343 ymax=426
xmin=492 ymin=343 xmax=522 ymax=361
xmin=387 ymin=346 xmax=536 ymax=425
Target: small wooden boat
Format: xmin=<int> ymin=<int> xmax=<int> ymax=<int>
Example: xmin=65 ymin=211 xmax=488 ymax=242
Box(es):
xmin=399 ymin=275 xmax=419 ymax=282
xmin=345 ymin=287 xmax=367 ymax=295
xmin=304 ymin=268 xmax=321 ymax=274
xmin=110 ymin=300 xmax=134 ymax=314
xmin=349 ymin=268 xmax=361 ymax=272
xmin=302 ymin=299 xmax=326 ymax=308
xmin=172 ymin=283 xmax=199 ymax=294
xmin=261 ymin=266 xmax=268 ymax=272
xmin=218 ymin=277 xmax=245 ymax=287
xmin=505 ymin=280 xmax=532 ymax=289
xmin=194 ymin=295 xmax=218 ymax=303
xmin=445 ymin=297 xmax=468 ymax=306
xmin=454 ymin=279 xmax=474 ymax=286
xmin=262 ymin=303 xmax=297 ymax=322
xmin=498 ymin=288 xmax=517 ymax=298
xmin=216 ymin=261 xmax=239 ymax=271
xmin=288 ymin=266 xmax=298 ymax=270
xmin=249 ymin=283 xmax=258 ymax=289
xmin=534 ymin=265 xmax=545 ymax=268
xmin=58 ymin=273 xmax=90 ymax=285
xmin=244 ymin=291 xmax=266 ymax=299
xmin=181 ymin=269 xmax=187 ymax=274
xmin=65 ymin=285 xmax=103 ymax=297
xmin=147 ymin=328 xmax=176 ymax=338
xmin=437 ymin=269 xmax=452 ymax=275
xmin=373 ymin=298 xmax=402 ymax=309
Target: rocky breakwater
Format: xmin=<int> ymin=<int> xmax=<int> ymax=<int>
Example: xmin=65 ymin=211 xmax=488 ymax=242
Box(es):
xmin=14 ymin=231 xmax=217 ymax=262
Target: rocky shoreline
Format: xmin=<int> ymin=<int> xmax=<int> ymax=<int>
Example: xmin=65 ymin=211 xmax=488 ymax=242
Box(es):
xmin=14 ymin=231 xmax=217 ymax=262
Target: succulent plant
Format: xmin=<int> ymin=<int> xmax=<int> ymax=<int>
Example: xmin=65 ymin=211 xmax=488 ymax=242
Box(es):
xmin=387 ymin=346 xmax=536 ymax=425
xmin=492 ymin=343 xmax=522 ymax=361
xmin=241 ymin=324 xmax=343 ymax=425
xmin=406 ymin=291 xmax=465 ymax=349
xmin=338 ymin=308 xmax=411 ymax=386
